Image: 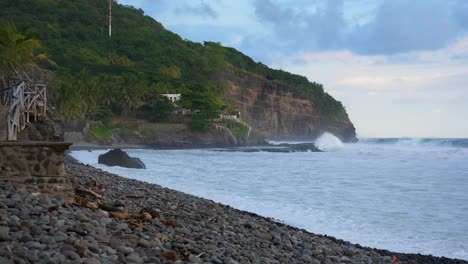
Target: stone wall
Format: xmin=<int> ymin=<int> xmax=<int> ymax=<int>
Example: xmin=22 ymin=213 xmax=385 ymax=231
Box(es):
xmin=0 ymin=105 xmax=7 ymax=141
xmin=0 ymin=142 xmax=73 ymax=198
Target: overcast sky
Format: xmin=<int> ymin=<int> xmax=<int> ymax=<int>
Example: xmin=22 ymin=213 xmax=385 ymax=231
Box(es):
xmin=119 ymin=0 xmax=468 ymax=138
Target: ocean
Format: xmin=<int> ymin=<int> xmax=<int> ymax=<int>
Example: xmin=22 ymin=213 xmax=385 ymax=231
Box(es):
xmin=70 ymin=134 xmax=468 ymax=260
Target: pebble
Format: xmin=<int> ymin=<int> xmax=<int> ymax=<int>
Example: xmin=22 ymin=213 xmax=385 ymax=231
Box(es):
xmin=0 ymin=226 xmax=10 ymax=241
xmin=83 ymin=257 xmax=102 ymax=264
xmin=127 ymin=253 xmax=144 ymax=264
xmin=0 ymin=159 xmax=464 ymax=264
xmin=30 ymin=225 xmax=43 ymax=236
xmin=137 ymin=238 xmax=150 ymax=248
xmin=117 ymin=223 xmax=129 ymax=230
xmin=0 ymin=256 xmax=13 ymax=264
xmin=211 ymin=256 xmax=223 ymax=264
xmin=117 ymin=246 xmax=134 ymax=256
xmin=81 ymin=240 xmax=100 ymax=254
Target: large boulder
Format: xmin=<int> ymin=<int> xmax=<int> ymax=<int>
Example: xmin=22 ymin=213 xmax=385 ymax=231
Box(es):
xmin=98 ymin=149 xmax=146 ymax=169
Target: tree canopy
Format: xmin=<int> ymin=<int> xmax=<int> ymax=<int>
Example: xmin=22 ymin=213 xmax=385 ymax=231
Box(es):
xmin=0 ymin=21 xmax=40 ymax=69
xmin=0 ymin=0 xmax=348 ymax=121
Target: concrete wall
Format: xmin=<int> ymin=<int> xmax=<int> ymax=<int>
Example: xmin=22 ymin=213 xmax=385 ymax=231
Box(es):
xmin=0 ymin=142 xmax=73 ymax=198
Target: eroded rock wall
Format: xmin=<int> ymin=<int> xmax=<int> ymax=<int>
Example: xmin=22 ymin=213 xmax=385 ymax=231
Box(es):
xmin=223 ymin=70 xmax=358 ymax=142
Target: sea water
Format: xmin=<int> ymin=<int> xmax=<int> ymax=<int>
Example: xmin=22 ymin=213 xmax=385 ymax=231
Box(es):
xmin=70 ymin=135 xmax=468 ymax=260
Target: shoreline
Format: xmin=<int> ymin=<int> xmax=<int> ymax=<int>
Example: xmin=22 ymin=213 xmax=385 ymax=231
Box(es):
xmin=1 ymin=158 xmax=466 ymax=263
xmin=66 ymin=160 xmax=468 ymax=263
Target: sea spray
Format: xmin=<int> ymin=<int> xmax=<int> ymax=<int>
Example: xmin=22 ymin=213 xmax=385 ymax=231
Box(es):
xmin=315 ymin=132 xmax=343 ymax=151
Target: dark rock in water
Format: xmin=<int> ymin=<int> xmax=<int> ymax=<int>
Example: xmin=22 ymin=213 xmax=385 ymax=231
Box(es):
xmin=98 ymin=149 xmax=146 ymax=169
xmin=214 ymin=143 xmax=322 ymax=153
xmin=277 ymin=143 xmax=322 ymax=152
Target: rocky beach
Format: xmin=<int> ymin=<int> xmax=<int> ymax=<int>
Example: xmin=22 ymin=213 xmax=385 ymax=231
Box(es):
xmin=0 ymin=157 xmax=466 ymax=264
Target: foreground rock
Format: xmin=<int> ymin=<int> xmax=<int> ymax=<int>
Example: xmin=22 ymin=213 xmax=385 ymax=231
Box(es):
xmin=98 ymin=148 xmax=146 ymax=169
xmin=0 ymin=158 xmax=466 ymax=263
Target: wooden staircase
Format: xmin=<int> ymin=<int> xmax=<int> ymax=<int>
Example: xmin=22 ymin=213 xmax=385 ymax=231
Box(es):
xmin=0 ymin=73 xmax=47 ymax=141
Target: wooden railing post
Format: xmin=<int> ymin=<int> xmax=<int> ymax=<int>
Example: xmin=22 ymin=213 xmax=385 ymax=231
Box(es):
xmin=4 ymin=82 xmax=47 ymax=141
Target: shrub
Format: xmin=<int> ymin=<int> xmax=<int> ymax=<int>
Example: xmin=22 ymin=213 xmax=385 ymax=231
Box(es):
xmin=189 ymin=118 xmax=210 ymax=132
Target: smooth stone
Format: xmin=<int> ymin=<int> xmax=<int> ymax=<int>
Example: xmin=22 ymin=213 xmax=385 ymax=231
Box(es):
xmin=126 ymin=254 xmax=144 ymax=264
xmin=30 ymin=225 xmax=43 ymax=236
xmin=109 ymin=237 xmax=121 ymax=248
xmin=38 ymin=251 xmax=52 ymax=261
xmin=51 ymin=253 xmax=68 ymax=263
xmin=137 ymin=238 xmax=150 ymax=248
xmin=100 ymin=218 xmax=112 ymax=225
xmin=96 ymin=210 xmax=109 ymax=218
xmin=117 ymin=246 xmax=134 ymax=255
xmin=76 ymin=213 xmax=91 ymax=222
xmin=149 ymin=238 xmax=162 ymax=248
xmin=211 ymin=256 xmax=223 ymax=264
xmin=25 ymin=241 xmax=46 ymax=250
xmin=117 ymin=223 xmax=129 ymax=230
xmin=63 ymin=250 xmax=80 ymax=260
xmin=114 ymin=200 xmax=126 ymax=207
xmin=81 ymin=241 xmax=100 ymax=254
xmin=344 ymin=247 xmax=357 ymax=257
xmin=188 ymin=254 xmax=202 ymax=263
xmin=83 ymin=257 xmax=102 ymax=264
xmin=256 ymin=232 xmax=273 ymax=241
xmin=0 ymin=256 xmax=13 ymax=264
xmin=144 ymin=257 xmax=161 ymax=263
xmin=0 ymin=226 xmax=10 ymax=241
xmin=19 ymin=234 xmax=34 ymax=243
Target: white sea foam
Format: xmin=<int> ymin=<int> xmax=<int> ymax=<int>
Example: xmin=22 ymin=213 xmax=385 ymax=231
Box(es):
xmin=71 ymin=141 xmax=468 ymax=260
xmin=314 ymin=132 xmax=343 ymax=151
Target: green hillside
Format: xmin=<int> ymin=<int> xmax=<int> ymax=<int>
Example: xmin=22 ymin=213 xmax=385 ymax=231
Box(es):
xmin=0 ymin=0 xmax=346 ymax=123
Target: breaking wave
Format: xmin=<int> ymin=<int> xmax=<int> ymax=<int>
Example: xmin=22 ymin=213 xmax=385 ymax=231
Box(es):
xmin=315 ymin=132 xmax=343 ymax=151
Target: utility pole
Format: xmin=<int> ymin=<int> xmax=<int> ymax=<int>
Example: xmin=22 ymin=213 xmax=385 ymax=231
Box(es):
xmin=108 ymin=0 xmax=113 ymax=37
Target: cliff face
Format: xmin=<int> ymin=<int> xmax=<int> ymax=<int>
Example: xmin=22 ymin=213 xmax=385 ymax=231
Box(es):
xmin=223 ymin=70 xmax=358 ymax=143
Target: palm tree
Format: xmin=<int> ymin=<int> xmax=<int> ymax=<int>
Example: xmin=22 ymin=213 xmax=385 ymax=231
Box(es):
xmin=0 ymin=21 xmax=40 ymax=71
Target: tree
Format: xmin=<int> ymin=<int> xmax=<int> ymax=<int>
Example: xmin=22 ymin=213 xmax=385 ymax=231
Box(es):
xmin=0 ymin=21 xmax=40 ymax=70
xmin=180 ymin=89 xmax=221 ymax=119
xmin=148 ymin=96 xmax=174 ymax=123
xmin=55 ymin=72 xmax=84 ymax=121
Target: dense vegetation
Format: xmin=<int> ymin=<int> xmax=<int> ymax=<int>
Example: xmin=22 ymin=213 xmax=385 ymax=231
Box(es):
xmin=0 ymin=0 xmax=347 ymax=123
xmin=0 ymin=21 xmax=39 ymax=70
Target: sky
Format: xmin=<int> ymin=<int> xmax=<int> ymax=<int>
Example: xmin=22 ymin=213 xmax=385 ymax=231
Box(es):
xmin=119 ymin=0 xmax=468 ymax=138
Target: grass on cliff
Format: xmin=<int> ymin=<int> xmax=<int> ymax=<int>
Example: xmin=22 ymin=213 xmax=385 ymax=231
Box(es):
xmin=89 ymin=123 xmax=120 ymax=141
xmin=226 ymin=121 xmax=249 ymax=138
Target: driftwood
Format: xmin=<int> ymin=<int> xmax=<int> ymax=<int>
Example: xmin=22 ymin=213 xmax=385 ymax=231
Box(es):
xmin=75 ymin=187 xmax=103 ymax=199
xmin=71 ymin=179 xmax=167 ymax=230
xmin=99 ymin=202 xmax=121 ymax=212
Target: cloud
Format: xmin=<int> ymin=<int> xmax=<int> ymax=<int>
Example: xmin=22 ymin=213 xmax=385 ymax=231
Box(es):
xmin=454 ymin=0 xmax=468 ymax=30
xmin=253 ymin=0 xmax=468 ymax=56
xmin=175 ymin=1 xmax=217 ymax=19
xmin=270 ymin=41 xmax=468 ymax=137
xmin=348 ymin=0 xmax=461 ymax=55
xmin=254 ymin=0 xmax=345 ymax=50
xmin=118 ymin=0 xmax=217 ymax=19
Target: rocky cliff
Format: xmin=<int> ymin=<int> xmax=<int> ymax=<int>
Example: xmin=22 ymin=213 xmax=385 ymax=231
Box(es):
xmin=223 ymin=70 xmax=358 ymax=143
